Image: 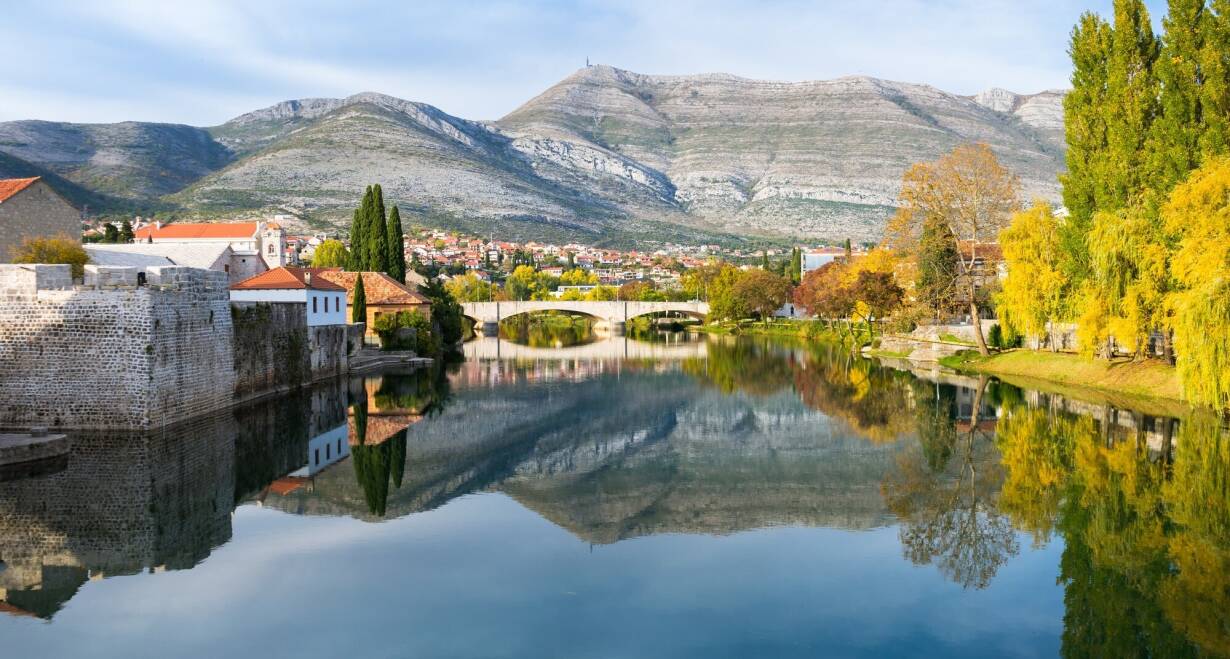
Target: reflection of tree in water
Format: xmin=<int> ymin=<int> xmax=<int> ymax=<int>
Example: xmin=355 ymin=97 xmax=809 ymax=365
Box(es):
xmin=882 ymin=377 xmax=1017 ymax=589
xmin=500 ymin=313 xmax=595 ymax=348
xmin=372 ymin=361 xmax=455 ymax=416
xmin=994 ymin=394 xmax=1230 ymax=658
xmin=350 ymin=364 xmax=454 ymax=517
xmin=790 ymin=344 xmax=916 ymax=443
xmin=682 ymin=336 xmax=794 ymax=396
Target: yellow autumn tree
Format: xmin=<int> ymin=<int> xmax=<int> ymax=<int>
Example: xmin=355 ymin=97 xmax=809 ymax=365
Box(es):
xmin=885 ymin=143 xmax=1020 ymax=354
xmin=1082 ymin=205 xmax=1175 ymax=359
xmin=997 ymin=202 xmax=1070 ymax=346
xmin=1162 ymin=157 xmax=1230 ymax=409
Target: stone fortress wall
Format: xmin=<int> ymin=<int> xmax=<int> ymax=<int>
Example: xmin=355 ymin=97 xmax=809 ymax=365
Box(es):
xmin=0 ymin=263 xmax=347 ymax=430
xmin=0 ymin=264 xmax=235 ymax=430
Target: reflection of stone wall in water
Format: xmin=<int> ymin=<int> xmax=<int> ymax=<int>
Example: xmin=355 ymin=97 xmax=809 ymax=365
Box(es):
xmin=0 ymin=264 xmax=235 ymax=429
xmin=233 ymin=377 xmax=348 ymax=502
xmin=0 ymin=413 xmax=237 ymax=618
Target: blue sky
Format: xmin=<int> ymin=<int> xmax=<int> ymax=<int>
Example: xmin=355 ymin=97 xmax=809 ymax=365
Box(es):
xmin=1 ymin=0 xmax=1165 ymax=125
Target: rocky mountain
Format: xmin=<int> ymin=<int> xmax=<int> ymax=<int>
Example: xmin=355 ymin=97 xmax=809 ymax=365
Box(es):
xmin=0 ymin=66 xmax=1066 ymax=245
xmin=0 ymin=120 xmax=231 ymax=199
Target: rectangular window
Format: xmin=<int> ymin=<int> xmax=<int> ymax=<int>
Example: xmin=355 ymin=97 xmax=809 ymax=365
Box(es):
xmin=326 ymin=444 xmax=331 ymax=459
xmin=314 ymin=448 xmax=320 ymax=465
xmin=313 ymin=297 xmax=318 ymax=313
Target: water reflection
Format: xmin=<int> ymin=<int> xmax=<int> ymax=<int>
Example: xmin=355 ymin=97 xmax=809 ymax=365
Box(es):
xmin=499 ymin=313 xmax=595 ymax=347
xmin=0 ymin=335 xmax=1226 ymax=657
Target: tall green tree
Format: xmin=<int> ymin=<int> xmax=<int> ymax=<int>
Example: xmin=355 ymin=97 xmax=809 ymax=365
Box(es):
xmin=347 ymin=186 xmax=371 ymax=271
xmin=102 ymin=222 xmax=119 ymax=243
xmin=368 ymin=184 xmax=389 ymax=273
xmin=386 ymin=204 xmax=407 ymax=282
xmin=352 ymin=273 xmax=367 ymax=324
xmin=119 ymin=219 xmax=134 ymax=243
xmin=915 ymin=215 xmax=960 ymax=315
xmin=1060 ymin=12 xmax=1113 ymax=283
xmin=1104 ymin=0 xmax=1160 ymax=209
xmin=1149 ymin=0 xmax=1208 ymax=197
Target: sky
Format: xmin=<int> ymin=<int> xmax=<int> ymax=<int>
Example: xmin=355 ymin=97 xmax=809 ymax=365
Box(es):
xmin=0 ymin=0 xmax=1166 ymax=126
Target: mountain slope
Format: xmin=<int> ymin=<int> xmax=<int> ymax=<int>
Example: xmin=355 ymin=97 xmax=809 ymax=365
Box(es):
xmin=0 ymin=67 xmax=1067 ymax=244
xmin=499 ymin=66 xmax=1065 ymax=239
xmin=0 ymin=120 xmax=231 ymax=199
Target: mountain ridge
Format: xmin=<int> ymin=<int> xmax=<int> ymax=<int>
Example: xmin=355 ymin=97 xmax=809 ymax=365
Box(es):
xmin=0 ymin=66 xmax=1067 ymax=245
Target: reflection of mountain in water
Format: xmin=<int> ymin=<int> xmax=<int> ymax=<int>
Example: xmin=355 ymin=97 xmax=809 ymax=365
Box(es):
xmin=262 ymin=365 xmax=905 ymax=539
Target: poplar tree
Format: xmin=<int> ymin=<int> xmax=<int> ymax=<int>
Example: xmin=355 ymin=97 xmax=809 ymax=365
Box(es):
xmin=1199 ymin=3 xmax=1230 ymax=157
xmin=1104 ymin=0 xmax=1160 ymax=209
xmin=387 ymin=204 xmax=406 ymax=283
xmin=1149 ymin=0 xmax=1208 ymax=195
xmin=1060 ymin=12 xmax=1113 ymax=281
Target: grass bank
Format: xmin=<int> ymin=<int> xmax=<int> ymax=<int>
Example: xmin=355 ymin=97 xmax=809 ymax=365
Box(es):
xmin=940 ymin=349 xmax=1189 ymax=414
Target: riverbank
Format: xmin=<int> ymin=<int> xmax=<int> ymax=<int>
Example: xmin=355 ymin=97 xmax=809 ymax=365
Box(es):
xmin=940 ymin=349 xmax=1190 ymax=414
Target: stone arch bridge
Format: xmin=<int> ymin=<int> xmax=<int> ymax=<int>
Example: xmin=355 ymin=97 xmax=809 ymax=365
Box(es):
xmin=461 ymin=300 xmax=709 ymax=334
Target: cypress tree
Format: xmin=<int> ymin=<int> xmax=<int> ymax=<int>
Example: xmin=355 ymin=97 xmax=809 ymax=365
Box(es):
xmin=120 ymin=219 xmax=134 ymax=243
xmin=348 ymin=186 xmax=371 ymax=271
xmin=761 ymin=251 xmax=770 ymax=270
xmin=387 ymin=204 xmax=406 ymax=282
xmin=352 ymin=273 xmax=367 ymax=324
xmin=368 ymin=184 xmax=389 ymax=274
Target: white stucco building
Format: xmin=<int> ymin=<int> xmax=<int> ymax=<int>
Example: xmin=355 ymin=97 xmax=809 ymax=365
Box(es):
xmin=229 ymin=267 xmax=347 ymax=326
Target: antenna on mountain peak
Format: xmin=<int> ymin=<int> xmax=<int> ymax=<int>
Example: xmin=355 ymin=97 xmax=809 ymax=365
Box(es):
xmin=586 ymin=57 xmax=590 ymax=67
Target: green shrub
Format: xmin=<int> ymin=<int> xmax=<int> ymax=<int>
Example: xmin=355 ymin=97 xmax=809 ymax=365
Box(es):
xmin=373 ymin=310 xmax=440 ymax=354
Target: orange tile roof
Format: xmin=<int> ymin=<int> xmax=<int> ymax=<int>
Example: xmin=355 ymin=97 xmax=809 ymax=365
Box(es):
xmin=315 ymin=270 xmax=430 ymax=305
xmin=0 ymin=177 xmax=40 ymax=203
xmin=230 ymin=266 xmax=347 ymax=291
xmin=134 ymin=222 xmax=258 ymax=240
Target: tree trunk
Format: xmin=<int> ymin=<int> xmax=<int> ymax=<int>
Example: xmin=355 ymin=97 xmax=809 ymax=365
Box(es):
xmin=970 ymin=300 xmax=989 ymax=355
xmin=1162 ymin=328 xmax=1175 ymax=365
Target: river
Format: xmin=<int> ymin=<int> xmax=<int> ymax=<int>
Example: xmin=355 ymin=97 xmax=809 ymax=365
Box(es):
xmin=0 ymin=333 xmax=1226 ymax=658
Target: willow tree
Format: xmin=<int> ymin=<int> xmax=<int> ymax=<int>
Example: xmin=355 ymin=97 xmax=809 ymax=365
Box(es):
xmin=997 ymin=202 xmax=1069 ymax=348
xmin=1162 ymin=157 xmax=1230 ymax=409
xmin=886 ymin=143 xmax=1020 ymax=354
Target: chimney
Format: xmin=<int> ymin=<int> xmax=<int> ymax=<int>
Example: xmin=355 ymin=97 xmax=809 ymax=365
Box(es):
xmin=304 ymin=271 xmax=312 ymax=285
xmin=155 ymin=221 xmax=162 ymax=230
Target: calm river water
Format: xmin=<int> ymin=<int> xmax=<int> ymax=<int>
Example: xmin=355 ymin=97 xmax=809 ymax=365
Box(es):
xmin=0 ymin=334 xmax=1226 ymax=658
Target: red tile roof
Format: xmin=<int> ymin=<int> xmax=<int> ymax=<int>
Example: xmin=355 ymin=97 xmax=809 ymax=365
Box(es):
xmin=314 ymin=270 xmax=430 ymax=305
xmin=230 ymin=266 xmax=347 ymax=291
xmin=134 ymin=222 xmax=258 ymax=240
xmin=0 ymin=177 xmax=40 ymax=203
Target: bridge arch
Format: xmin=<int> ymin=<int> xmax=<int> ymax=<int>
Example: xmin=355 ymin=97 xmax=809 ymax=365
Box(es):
xmin=460 ymin=300 xmax=710 ymax=334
